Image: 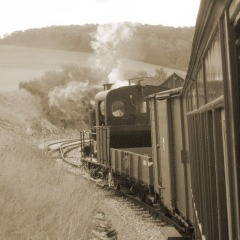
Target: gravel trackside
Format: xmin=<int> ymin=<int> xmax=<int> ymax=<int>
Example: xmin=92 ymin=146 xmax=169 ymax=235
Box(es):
xmin=99 ymin=194 xmax=166 ymax=240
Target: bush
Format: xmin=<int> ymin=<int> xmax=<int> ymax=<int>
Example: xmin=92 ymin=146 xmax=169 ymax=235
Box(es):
xmin=19 ymin=64 xmax=102 ymax=130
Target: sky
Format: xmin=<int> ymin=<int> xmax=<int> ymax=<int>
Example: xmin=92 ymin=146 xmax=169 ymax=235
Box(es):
xmin=0 ymin=0 xmax=201 ymax=37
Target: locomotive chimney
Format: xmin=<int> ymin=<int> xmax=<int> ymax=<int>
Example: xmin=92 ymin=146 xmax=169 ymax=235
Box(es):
xmin=103 ymin=83 xmax=113 ymax=90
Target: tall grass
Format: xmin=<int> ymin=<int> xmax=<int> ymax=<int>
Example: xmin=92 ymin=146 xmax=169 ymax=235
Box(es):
xmin=0 ymin=129 xmax=100 ymax=240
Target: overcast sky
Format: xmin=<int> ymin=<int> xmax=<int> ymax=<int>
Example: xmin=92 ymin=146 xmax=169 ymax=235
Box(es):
xmin=0 ymin=0 xmax=201 ymax=37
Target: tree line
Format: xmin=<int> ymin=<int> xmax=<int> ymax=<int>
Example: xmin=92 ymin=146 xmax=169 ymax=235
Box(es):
xmin=0 ymin=24 xmax=194 ymax=70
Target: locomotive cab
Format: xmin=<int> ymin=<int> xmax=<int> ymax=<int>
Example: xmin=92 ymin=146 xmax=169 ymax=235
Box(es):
xmin=95 ymin=87 xmax=148 ymax=127
xmin=94 ymin=84 xmax=167 ymax=166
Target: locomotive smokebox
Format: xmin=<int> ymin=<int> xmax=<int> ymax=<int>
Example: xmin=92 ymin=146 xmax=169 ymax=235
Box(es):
xmin=103 ymin=83 xmax=113 ymax=90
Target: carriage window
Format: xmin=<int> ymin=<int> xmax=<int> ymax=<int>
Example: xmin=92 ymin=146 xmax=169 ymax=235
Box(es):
xmin=186 ymin=89 xmax=192 ymax=112
xmin=204 ymin=32 xmax=223 ymax=102
xmin=197 ymin=67 xmax=205 ymax=107
xmin=99 ymin=101 xmax=105 ymax=116
xmin=111 ymin=100 xmax=125 ymax=117
xmin=192 ymin=82 xmax=197 ymax=110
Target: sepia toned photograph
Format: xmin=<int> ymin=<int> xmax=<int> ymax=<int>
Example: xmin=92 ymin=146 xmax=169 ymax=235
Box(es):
xmin=0 ymin=0 xmax=240 ymax=239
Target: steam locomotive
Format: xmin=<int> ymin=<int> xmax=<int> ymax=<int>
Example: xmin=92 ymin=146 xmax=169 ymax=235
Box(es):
xmin=80 ymin=0 xmax=240 ymax=239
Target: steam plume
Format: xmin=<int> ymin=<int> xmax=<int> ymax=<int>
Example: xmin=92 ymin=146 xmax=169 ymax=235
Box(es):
xmin=48 ymin=81 xmax=88 ymax=109
xmin=90 ymin=22 xmax=135 ymax=88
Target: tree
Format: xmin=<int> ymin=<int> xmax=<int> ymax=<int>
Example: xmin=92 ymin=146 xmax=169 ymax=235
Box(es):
xmin=154 ymin=68 xmax=167 ymax=84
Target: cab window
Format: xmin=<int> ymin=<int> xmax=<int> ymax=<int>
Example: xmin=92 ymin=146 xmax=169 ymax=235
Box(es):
xmin=99 ymin=101 xmax=105 ymax=116
xmin=139 ymin=101 xmax=147 ymax=113
xmin=111 ymin=100 xmax=125 ymax=117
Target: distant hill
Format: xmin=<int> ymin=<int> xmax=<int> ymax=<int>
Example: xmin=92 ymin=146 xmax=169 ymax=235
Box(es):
xmin=0 ymin=24 xmax=194 ymax=71
xmin=0 ymin=45 xmax=185 ymax=91
xmin=0 ymin=44 xmax=183 ymax=129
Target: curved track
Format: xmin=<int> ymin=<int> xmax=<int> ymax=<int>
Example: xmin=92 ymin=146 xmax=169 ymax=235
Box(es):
xmin=46 ymin=138 xmax=192 ymax=239
xmin=47 ymin=138 xmax=89 ymax=166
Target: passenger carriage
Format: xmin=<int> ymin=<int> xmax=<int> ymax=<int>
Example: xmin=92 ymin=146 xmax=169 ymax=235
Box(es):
xmin=183 ymin=0 xmax=240 ymax=239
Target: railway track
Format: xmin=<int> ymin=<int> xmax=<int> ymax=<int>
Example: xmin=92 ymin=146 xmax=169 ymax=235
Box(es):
xmin=94 ymin=180 xmax=191 ymax=238
xmin=94 ymin=183 xmax=190 ymax=239
xmin=47 ymin=138 xmax=87 ymax=166
xmin=46 ymin=138 xmax=192 ymax=239
xmin=114 ymin=189 xmax=192 ymax=237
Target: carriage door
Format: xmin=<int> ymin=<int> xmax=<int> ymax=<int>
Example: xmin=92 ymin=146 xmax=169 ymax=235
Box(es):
xmin=157 ymin=99 xmax=175 ymax=210
xmin=149 ymin=98 xmax=162 ymax=197
xmin=221 ymin=109 xmax=232 ymax=237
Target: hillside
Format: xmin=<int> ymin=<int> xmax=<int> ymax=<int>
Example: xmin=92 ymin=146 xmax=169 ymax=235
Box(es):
xmin=0 ymin=89 xmax=59 ymax=135
xmin=0 ymin=45 xmax=185 ymax=92
xmin=0 ymin=44 xmax=186 ymax=130
xmin=0 ymin=90 xmax=41 ymax=128
xmin=0 ymin=24 xmax=194 ymax=71
xmin=0 ymin=89 xmax=105 ymax=240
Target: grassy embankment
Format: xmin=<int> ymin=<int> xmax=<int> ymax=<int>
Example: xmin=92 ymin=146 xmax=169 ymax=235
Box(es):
xmin=0 ymin=90 xmax=100 ymax=240
xmin=0 ymin=131 xmax=99 ymax=239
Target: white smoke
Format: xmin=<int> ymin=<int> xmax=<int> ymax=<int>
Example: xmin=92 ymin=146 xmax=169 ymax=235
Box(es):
xmin=48 ymin=81 xmax=89 ymax=108
xmin=91 ymin=23 xmax=134 ymax=56
xmin=90 ymin=22 xmax=135 ymax=88
xmin=108 ymin=64 xmax=128 ymax=89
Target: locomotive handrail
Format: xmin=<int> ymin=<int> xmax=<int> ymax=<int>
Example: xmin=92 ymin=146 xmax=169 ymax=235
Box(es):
xmin=145 ymin=87 xmax=183 ymax=100
xmin=79 ymin=130 xmax=96 ymax=160
xmin=187 ymin=95 xmax=224 ymax=115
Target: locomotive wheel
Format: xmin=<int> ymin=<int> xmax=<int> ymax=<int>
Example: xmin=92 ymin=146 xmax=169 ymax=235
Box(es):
xmin=140 ymin=192 xmax=146 ymax=202
xmin=130 ymin=185 xmax=137 ymax=195
xmin=107 ymin=172 xmax=113 ymax=187
xmin=153 ymin=193 xmax=158 ymax=204
xmin=114 ymin=181 xmax=121 ymax=190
